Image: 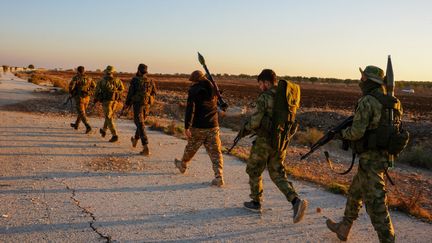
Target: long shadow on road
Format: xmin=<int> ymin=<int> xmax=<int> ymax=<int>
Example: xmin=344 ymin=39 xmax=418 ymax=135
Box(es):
xmin=0 ymin=171 xmax=173 ymax=181
xmin=0 ymin=182 xmax=209 ymax=195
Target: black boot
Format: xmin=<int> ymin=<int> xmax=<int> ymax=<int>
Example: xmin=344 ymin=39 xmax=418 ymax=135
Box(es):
xmin=131 ymin=136 xmax=138 ymax=148
xmin=109 ymin=135 xmax=118 ymax=143
xmin=85 ymin=126 xmax=92 ymax=134
xmin=243 ymin=200 xmax=262 ymax=213
xmin=99 ymin=128 xmax=106 ymax=138
xmin=70 ymin=123 xmax=78 ymax=130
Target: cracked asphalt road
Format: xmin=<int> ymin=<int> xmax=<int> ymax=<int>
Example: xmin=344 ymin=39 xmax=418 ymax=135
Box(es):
xmin=0 ymin=73 xmax=431 ymax=242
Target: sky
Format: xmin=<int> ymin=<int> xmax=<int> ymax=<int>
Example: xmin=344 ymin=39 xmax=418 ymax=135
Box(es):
xmin=1 ymin=0 xmax=432 ymax=81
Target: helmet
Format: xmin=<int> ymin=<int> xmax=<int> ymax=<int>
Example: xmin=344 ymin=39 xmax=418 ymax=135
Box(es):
xmin=359 ymin=65 xmax=384 ymax=84
xmin=104 ymin=65 xmax=115 ymax=74
xmin=189 ymin=70 xmax=206 ymax=82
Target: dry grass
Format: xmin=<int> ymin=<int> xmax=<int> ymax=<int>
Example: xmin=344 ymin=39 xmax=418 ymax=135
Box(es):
xmin=27 ymin=72 xmax=69 ymax=92
xmin=294 ymin=127 xmax=324 ymax=146
xmin=397 ymin=145 xmax=432 ymax=169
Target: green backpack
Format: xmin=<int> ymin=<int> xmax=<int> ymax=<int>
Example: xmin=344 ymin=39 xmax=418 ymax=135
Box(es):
xmin=131 ymin=76 xmax=155 ymax=105
xmin=99 ymin=77 xmax=117 ymax=101
xmin=272 ymin=80 xmax=301 ymax=151
xmin=365 ymin=92 xmax=409 ymax=156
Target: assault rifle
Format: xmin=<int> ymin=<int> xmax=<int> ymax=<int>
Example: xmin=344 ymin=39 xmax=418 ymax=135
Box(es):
xmin=63 ymin=95 xmax=73 ymax=112
xmin=118 ymin=105 xmax=130 ymax=118
xmin=63 ymin=95 xmax=72 ymax=106
xmin=227 ymin=121 xmax=254 ymax=153
xmin=197 ymin=52 xmax=229 ymax=111
xmin=300 ymin=116 xmax=353 ymax=160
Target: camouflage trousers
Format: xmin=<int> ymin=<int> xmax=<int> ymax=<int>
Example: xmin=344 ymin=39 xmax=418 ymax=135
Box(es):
xmin=181 ymin=127 xmax=223 ymax=178
xmin=132 ymin=103 xmax=148 ymax=146
xmin=102 ymin=100 xmax=118 ymax=136
xmin=246 ymin=136 xmax=298 ymax=203
xmin=343 ymin=150 xmax=395 ymax=243
xmin=74 ymin=96 xmax=91 ymax=128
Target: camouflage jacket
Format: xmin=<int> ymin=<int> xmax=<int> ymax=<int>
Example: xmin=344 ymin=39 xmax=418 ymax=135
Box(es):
xmin=125 ymin=75 xmax=157 ymax=107
xmin=245 ymin=87 xmax=276 ymax=137
xmin=95 ymin=75 xmax=124 ymax=102
xmin=69 ymin=74 xmax=95 ymax=98
xmin=341 ymin=87 xmax=402 ymax=158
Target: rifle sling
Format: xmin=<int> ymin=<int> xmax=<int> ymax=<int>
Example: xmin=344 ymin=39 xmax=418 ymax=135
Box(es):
xmin=324 ymin=151 xmax=396 ymax=185
xmin=324 ymin=151 xmax=355 ymax=175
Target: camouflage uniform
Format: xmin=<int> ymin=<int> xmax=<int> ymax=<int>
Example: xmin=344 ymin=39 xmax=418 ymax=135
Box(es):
xmin=245 ymin=87 xmax=298 ymax=203
xmin=339 ymin=86 xmax=399 ymax=243
xmin=181 ymin=127 xmax=223 ymax=178
xmin=95 ymin=68 xmax=124 ymax=137
xmin=125 ymin=73 xmax=157 ymax=147
xmin=69 ymin=73 xmax=95 ymax=130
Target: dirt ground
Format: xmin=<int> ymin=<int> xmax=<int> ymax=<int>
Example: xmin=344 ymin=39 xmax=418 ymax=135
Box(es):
xmin=8 ymin=70 xmax=432 ymax=222
xmin=1 ymin=73 xmax=431 ymax=242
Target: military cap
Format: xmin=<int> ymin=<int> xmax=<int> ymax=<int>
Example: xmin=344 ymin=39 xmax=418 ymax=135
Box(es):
xmin=104 ymin=65 xmax=115 ymax=74
xmin=359 ymin=65 xmax=384 ymax=84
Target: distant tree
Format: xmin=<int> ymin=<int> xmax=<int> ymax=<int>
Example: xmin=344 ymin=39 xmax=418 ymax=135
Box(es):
xmin=28 ymin=64 xmax=35 ymax=69
xmin=310 ymin=77 xmax=318 ymax=83
xmin=2 ymin=65 xmax=9 ymax=72
xmin=96 ymin=69 xmax=101 ymax=72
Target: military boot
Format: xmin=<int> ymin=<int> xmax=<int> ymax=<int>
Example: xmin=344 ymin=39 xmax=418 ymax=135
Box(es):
xmin=70 ymin=123 xmax=78 ymax=130
xmin=211 ymin=176 xmax=224 ymax=187
xmin=130 ymin=136 xmax=138 ymax=148
xmin=85 ymin=126 xmax=92 ymax=134
xmin=140 ymin=144 xmax=150 ymax=156
xmin=174 ymin=158 xmax=186 ymax=174
xmin=292 ymin=198 xmax=308 ymax=223
xmin=243 ymin=200 xmax=262 ymax=213
xmin=99 ymin=128 xmax=106 ymax=138
xmin=326 ymin=218 xmax=352 ymax=241
xmin=109 ymin=135 xmax=118 ymax=143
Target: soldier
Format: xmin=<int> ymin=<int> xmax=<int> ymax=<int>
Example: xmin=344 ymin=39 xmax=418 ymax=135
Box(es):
xmin=94 ymin=65 xmax=124 ymax=142
xmin=124 ymin=64 xmax=157 ymax=155
xmin=326 ymin=66 xmax=401 ymax=243
xmin=174 ymin=70 xmax=224 ymax=187
xmin=242 ymin=69 xmax=308 ymax=223
xmin=69 ymin=66 xmax=95 ymax=134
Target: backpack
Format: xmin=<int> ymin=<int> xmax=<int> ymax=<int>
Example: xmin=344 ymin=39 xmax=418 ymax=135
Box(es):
xmin=271 ymin=80 xmax=301 ymax=151
xmin=76 ymin=76 xmax=93 ymax=97
xmin=98 ymin=76 xmax=117 ymax=101
xmin=366 ymin=92 xmax=409 ymax=156
xmin=131 ymin=76 xmax=155 ymax=105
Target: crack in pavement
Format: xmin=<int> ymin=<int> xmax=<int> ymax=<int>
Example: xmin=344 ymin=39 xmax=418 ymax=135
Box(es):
xmin=59 ymin=180 xmax=112 ymax=243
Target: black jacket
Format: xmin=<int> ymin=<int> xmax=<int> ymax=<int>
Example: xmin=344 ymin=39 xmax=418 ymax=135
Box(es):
xmin=185 ymin=79 xmax=218 ymax=129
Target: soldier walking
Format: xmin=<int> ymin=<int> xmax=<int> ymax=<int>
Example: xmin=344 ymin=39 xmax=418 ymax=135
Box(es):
xmin=241 ymin=69 xmax=308 ymax=223
xmin=124 ymin=64 xmax=157 ymax=156
xmin=94 ymin=65 xmax=124 ymax=142
xmin=326 ymin=66 xmax=403 ymax=243
xmin=69 ymin=66 xmax=95 ymax=134
xmin=174 ymin=70 xmax=224 ymax=187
